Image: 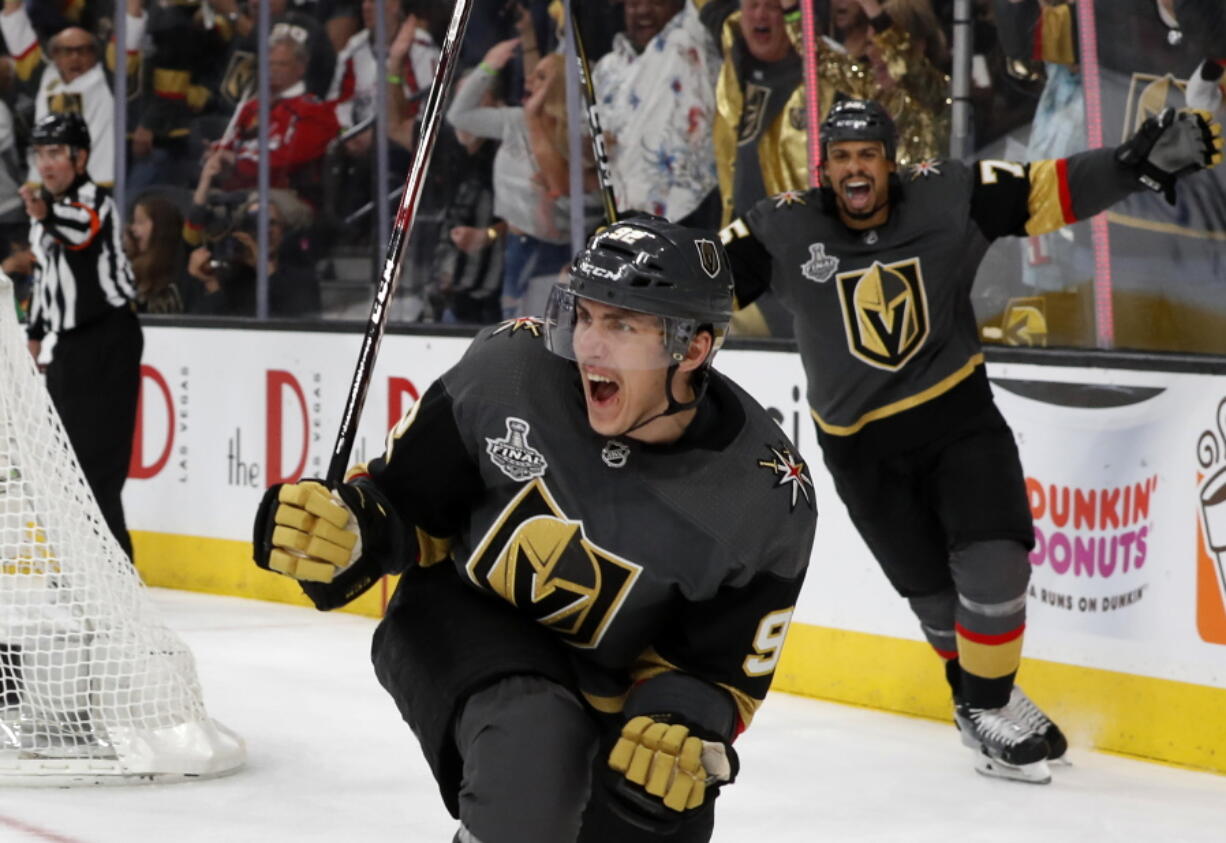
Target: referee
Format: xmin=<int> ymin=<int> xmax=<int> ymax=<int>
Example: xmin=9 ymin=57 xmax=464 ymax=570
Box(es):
xmin=21 ymin=113 xmax=142 ymax=563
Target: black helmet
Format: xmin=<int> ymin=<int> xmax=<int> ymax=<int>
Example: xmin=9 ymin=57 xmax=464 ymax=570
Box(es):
xmin=31 ymin=112 xmax=91 ymax=152
xmin=545 ymin=215 xmax=733 ymax=363
xmin=821 ymin=98 xmax=897 ymax=162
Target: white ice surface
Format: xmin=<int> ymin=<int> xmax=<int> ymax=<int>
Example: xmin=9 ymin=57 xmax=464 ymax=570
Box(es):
xmin=1 ymin=589 xmax=1224 ymax=842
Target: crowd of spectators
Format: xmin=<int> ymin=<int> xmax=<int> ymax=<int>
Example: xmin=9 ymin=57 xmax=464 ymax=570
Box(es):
xmin=0 ymin=0 xmax=446 ymax=319
xmin=0 ymin=0 xmax=1221 ymax=348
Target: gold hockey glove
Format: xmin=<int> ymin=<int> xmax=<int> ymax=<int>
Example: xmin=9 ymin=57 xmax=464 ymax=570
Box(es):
xmin=264 ymin=481 xmax=360 ymax=583
xmin=607 ymin=715 xmax=735 ymax=813
xmin=253 ymin=478 xmax=403 ymax=610
xmin=1116 ymin=107 xmax=1224 ymax=205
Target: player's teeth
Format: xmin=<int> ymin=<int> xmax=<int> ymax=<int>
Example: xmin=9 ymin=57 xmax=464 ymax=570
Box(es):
xmin=589 ymin=374 xmax=613 ymax=383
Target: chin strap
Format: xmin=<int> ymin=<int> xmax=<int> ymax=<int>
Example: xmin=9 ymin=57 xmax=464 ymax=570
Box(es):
xmin=619 ymin=365 xmax=711 ymax=438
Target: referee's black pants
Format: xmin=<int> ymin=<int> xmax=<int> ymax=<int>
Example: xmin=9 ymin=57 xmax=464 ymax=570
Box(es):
xmin=45 ymin=307 xmax=143 ymax=562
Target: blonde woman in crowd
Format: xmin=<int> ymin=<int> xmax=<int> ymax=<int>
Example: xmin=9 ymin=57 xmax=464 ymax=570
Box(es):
xmin=448 ymin=39 xmax=601 ymax=319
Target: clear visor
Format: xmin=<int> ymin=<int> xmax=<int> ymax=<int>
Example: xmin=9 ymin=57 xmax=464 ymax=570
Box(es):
xmin=543 ymin=284 xmax=696 ymax=371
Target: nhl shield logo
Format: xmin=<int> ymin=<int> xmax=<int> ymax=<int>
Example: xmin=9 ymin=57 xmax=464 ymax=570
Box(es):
xmin=601 ymin=440 xmax=630 ymax=468
xmin=486 ymin=418 xmax=548 ymax=482
xmin=801 ymin=243 xmax=839 ymax=284
xmin=835 ymin=258 xmax=929 ymax=370
xmin=695 ymin=239 xmax=721 ymax=278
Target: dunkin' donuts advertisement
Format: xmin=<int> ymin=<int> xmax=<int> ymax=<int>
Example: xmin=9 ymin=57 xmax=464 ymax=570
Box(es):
xmin=988 ymin=362 xmax=1226 ymax=685
xmin=991 ymin=374 xmax=1170 ymax=640
xmin=1195 ymin=399 xmax=1226 ymax=647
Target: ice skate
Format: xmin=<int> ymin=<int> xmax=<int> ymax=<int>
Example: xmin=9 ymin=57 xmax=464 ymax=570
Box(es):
xmin=955 ymin=700 xmax=1052 ymax=784
xmin=1007 ymin=686 xmax=1068 ymax=763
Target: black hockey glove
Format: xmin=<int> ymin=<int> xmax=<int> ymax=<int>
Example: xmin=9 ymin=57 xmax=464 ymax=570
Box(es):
xmin=1115 ymin=107 xmax=1224 ymax=205
xmin=605 ymin=714 xmax=739 ymax=818
xmin=252 ymin=478 xmax=401 ymax=611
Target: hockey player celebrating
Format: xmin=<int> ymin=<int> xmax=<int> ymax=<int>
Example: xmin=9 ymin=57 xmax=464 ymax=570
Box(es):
xmin=719 ymin=98 xmax=1223 ymax=784
xmin=253 ymin=217 xmax=817 ymax=842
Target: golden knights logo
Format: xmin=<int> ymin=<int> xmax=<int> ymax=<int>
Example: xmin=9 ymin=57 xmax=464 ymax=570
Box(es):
xmin=46 ymin=92 xmax=84 ymax=116
xmin=909 ymin=159 xmax=942 ymax=180
xmin=466 ymin=479 xmax=642 ymax=649
xmin=695 ymin=239 xmax=721 ymax=278
xmin=773 ymin=190 xmax=806 ymax=208
xmin=739 ymin=83 xmax=771 ymax=145
xmin=758 ymin=445 xmax=813 ymax=511
xmin=492 ymin=316 xmax=545 ymax=337
xmin=221 ymin=51 xmax=256 ymax=105
xmin=1000 ymin=297 xmax=1048 ymax=347
xmin=835 ymin=258 xmax=929 ymax=370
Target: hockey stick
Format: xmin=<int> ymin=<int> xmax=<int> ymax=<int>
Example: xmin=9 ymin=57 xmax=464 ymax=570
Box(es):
xmin=567 ymin=0 xmax=619 ymax=224
xmin=325 ymin=0 xmax=475 ymax=484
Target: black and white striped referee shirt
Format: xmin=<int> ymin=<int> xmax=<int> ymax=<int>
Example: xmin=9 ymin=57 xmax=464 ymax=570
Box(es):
xmin=25 ymin=175 xmax=136 ymax=341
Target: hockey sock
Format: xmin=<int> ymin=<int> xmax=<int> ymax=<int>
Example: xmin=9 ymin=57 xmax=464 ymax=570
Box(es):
xmin=905 ymin=588 xmax=962 ymax=696
xmin=906 ymin=586 xmax=958 ymax=661
xmin=943 ymin=656 xmax=962 ymax=699
xmin=949 ymin=540 xmax=1031 ymax=710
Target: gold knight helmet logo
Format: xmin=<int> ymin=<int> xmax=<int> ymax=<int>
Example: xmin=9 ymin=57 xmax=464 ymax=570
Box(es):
xmin=835 ymin=258 xmax=929 ymax=370
xmin=695 ymin=239 xmax=721 ymax=278
xmin=466 ymin=479 xmax=641 ymax=649
xmin=47 ymin=92 xmax=84 ymax=116
xmin=222 ymin=52 xmax=257 ymax=105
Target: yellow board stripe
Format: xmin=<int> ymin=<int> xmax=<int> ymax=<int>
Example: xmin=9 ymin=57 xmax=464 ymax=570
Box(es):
xmin=812 ymin=353 xmax=985 ymax=436
xmin=133 ymin=530 xmax=396 ymax=617
xmin=133 ymin=531 xmax=1226 ymax=774
xmin=775 ymin=623 xmax=1226 ymax=775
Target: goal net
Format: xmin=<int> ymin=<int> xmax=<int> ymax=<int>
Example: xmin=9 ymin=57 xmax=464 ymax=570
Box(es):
xmin=0 ymin=275 xmax=244 ymax=785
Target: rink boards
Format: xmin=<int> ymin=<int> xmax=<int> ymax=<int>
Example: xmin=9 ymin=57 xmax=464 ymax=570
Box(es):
xmin=123 ymin=325 xmax=1226 ymax=775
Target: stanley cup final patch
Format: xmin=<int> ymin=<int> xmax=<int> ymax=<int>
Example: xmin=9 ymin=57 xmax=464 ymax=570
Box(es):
xmin=801 ymin=243 xmax=839 ymax=284
xmin=487 ymin=418 xmax=548 ymax=482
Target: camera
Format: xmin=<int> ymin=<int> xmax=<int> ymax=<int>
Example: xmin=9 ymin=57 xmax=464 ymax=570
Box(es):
xmin=206 ymin=202 xmax=258 ymax=282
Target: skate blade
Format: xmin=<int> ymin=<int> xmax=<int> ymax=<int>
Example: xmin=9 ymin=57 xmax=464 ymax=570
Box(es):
xmin=1049 ymin=755 xmax=1073 ymax=767
xmin=972 ymin=754 xmax=1052 ymax=785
